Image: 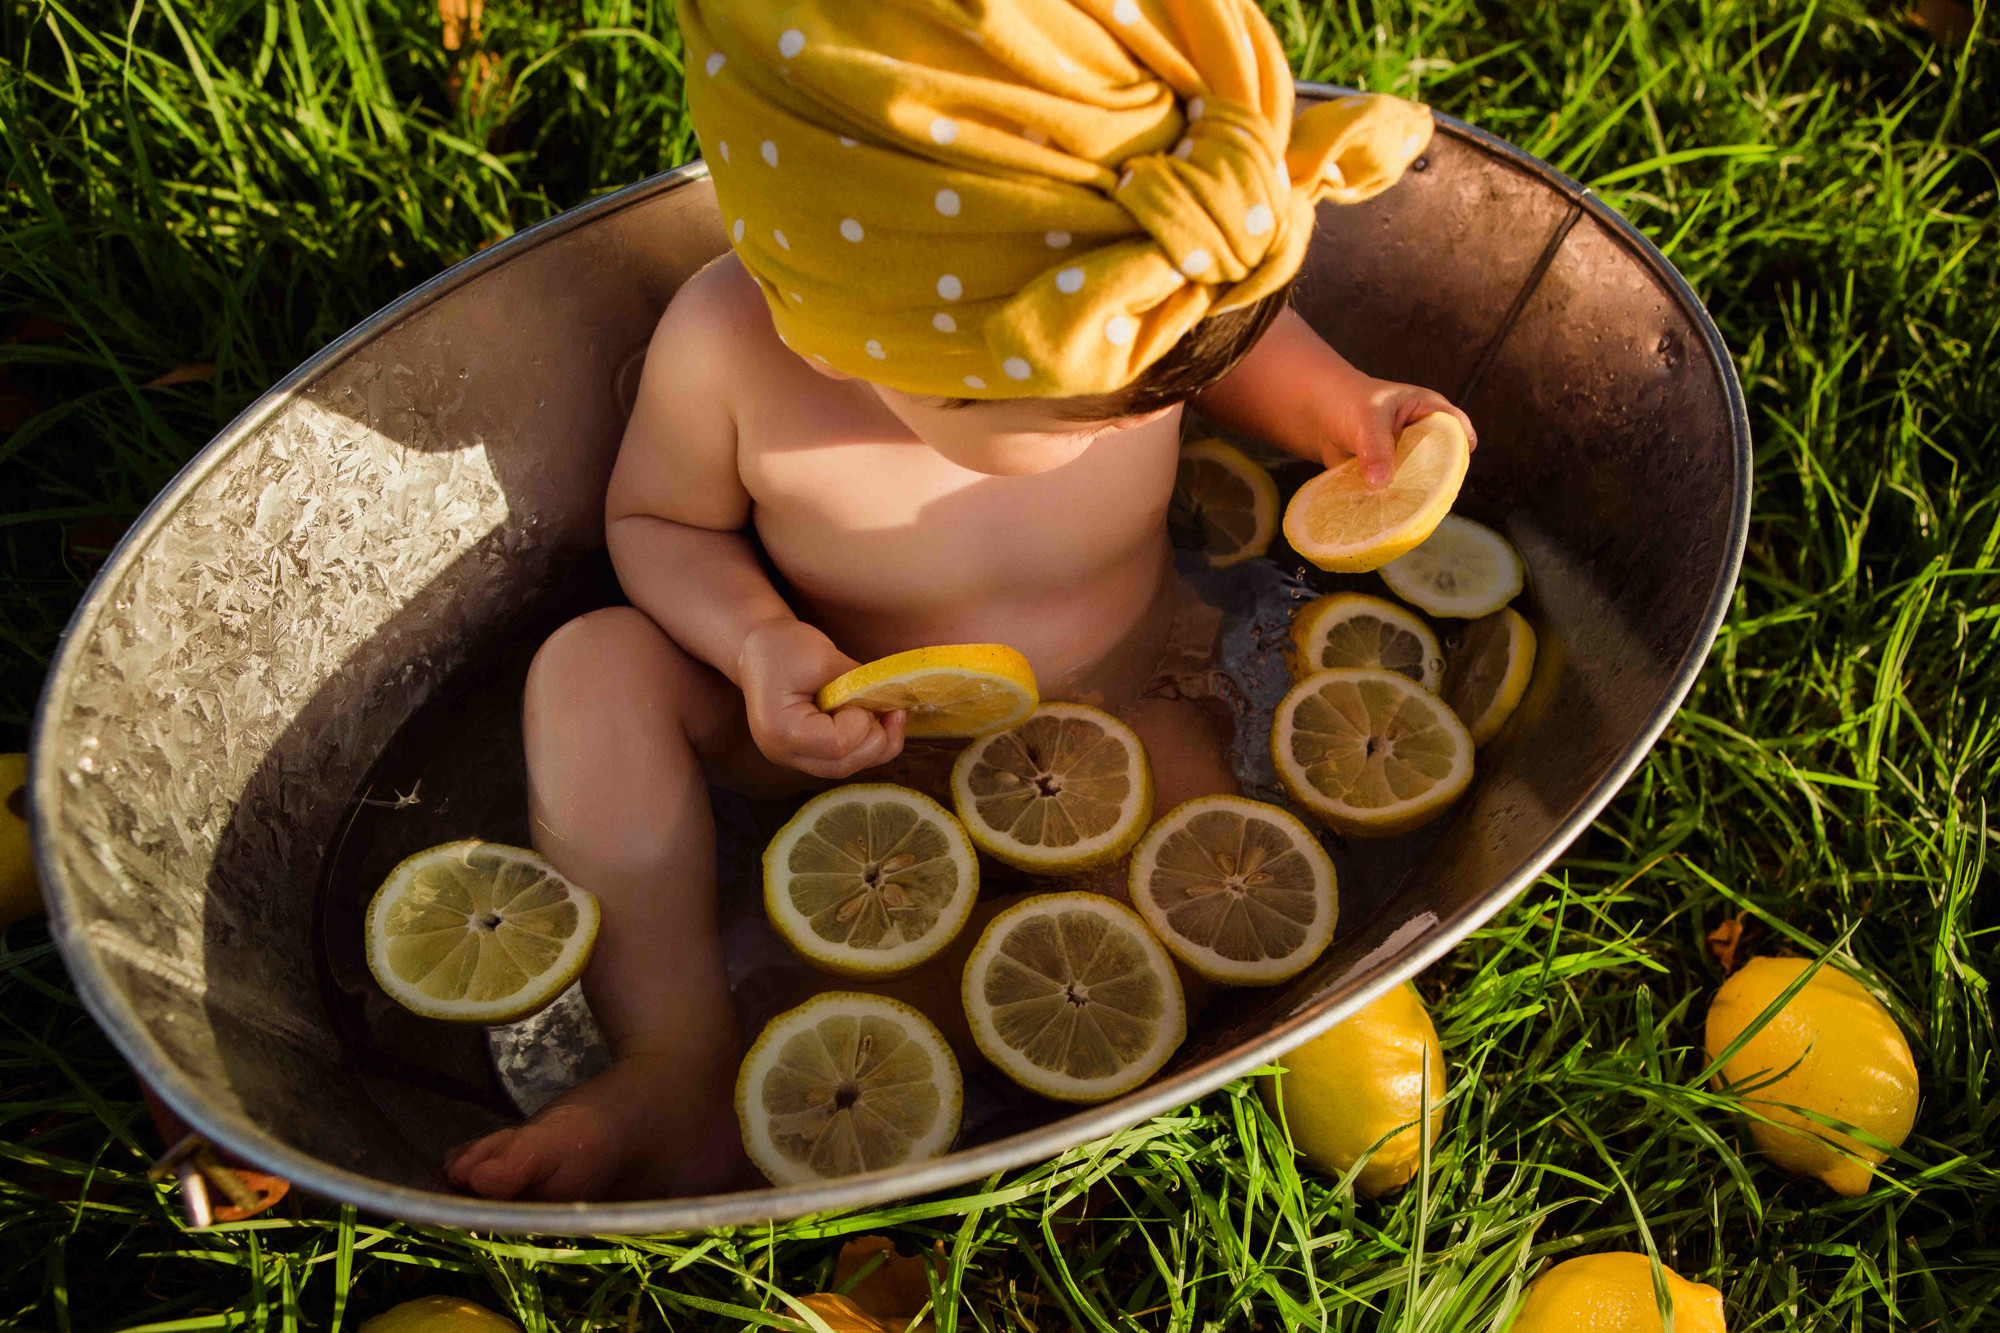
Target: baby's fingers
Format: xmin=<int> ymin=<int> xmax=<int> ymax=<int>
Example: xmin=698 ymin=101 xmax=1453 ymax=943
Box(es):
xmin=783 ymin=704 xmax=903 ymax=778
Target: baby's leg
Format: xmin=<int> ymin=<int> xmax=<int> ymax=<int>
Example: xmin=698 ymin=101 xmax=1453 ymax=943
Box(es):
xmin=444 ymin=606 xmax=794 ymax=1201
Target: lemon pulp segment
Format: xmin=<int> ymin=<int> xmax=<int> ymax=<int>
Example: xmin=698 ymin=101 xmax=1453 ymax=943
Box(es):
xmin=1377 ymin=514 xmax=1523 ymax=618
xmin=1444 ymin=607 xmax=1537 ymax=745
xmin=1704 ymin=956 xmax=1918 ymax=1196
xmin=1280 ymin=413 xmax=1469 ymax=573
xmin=1171 ymin=438 xmax=1280 ymax=567
xmin=950 ymin=703 xmax=1154 ymax=873
xmin=961 ymin=893 xmax=1186 ymax=1102
xmin=365 ymin=841 xmax=598 ymax=1024
xmin=764 ymin=785 xmax=979 ymax=978
xmin=1289 ymin=592 xmax=1443 ymax=691
xmin=816 ymin=644 xmax=1039 ymax=738
xmin=1272 ymin=668 xmax=1475 ymax=837
xmin=736 ymin=991 xmax=962 ymax=1186
xmin=1129 ymin=796 xmax=1337 ymax=986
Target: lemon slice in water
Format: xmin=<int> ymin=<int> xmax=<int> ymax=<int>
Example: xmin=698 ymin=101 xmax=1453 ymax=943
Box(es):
xmin=1290 ymin=592 xmax=1444 ymax=691
xmin=1172 ymin=438 xmax=1280 ymax=567
xmin=365 ymin=841 xmax=599 ymax=1024
xmin=1129 ymin=796 xmax=1338 ymax=986
xmin=1281 ymin=413 xmax=1469 ymax=572
xmin=765 ymin=785 xmax=979 ymax=979
xmin=1272 ymin=668 xmax=1475 ymax=837
xmin=1377 ymin=515 xmax=1523 ymax=618
xmin=1444 ymin=607 xmax=1538 ymax=745
xmin=817 ymin=644 xmax=1039 ymax=738
xmin=736 ymin=991 xmax=963 ymax=1186
xmin=961 ymin=892 xmax=1186 ymax=1102
xmin=950 ymin=703 xmax=1154 ymax=874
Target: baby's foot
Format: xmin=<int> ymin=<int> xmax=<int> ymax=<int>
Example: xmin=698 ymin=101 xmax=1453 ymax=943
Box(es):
xmin=444 ymin=1053 xmax=747 ymax=1201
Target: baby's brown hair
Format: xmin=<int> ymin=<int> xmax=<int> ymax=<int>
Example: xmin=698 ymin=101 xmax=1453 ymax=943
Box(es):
xmin=944 ymin=283 xmax=1294 ymax=419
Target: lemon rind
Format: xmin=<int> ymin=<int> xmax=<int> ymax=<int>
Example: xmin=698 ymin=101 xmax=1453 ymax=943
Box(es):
xmin=961 ymin=892 xmax=1187 ymax=1103
xmin=365 ymin=840 xmax=600 ymax=1025
xmin=1280 ymin=414 xmax=1470 ymax=574
xmin=734 ymin=990 xmax=964 ymax=1188
xmin=1288 ymin=591 xmax=1445 ymax=692
xmin=1454 ymin=609 xmax=1538 ymax=745
xmin=816 ymin=644 xmax=1040 ymax=739
xmin=1128 ymin=795 xmax=1339 ymax=987
xmin=764 ymin=784 xmax=980 ymax=980
xmin=949 ymin=703 xmax=1156 ymax=873
xmin=1270 ymin=668 xmax=1477 ymax=839
xmin=1377 ymin=515 xmax=1525 ymax=619
xmin=1180 ymin=437 xmax=1280 ymax=568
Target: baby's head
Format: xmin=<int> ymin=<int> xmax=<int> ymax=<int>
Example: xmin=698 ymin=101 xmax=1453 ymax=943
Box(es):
xmin=815 ymin=286 xmax=1289 ymax=476
xmin=682 ymin=0 xmax=1431 ymax=472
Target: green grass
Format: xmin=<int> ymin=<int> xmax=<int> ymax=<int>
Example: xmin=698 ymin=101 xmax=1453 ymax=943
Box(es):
xmin=3 ymin=0 xmax=1997 ymax=1329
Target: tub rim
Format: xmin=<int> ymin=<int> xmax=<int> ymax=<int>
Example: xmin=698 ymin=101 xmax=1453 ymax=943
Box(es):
xmin=30 ymin=84 xmax=1752 ymax=1233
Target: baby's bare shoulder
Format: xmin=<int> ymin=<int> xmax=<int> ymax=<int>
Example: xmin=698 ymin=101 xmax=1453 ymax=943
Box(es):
xmin=648 ymin=253 xmax=784 ymax=378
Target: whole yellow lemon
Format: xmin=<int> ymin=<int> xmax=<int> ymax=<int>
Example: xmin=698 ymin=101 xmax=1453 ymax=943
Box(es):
xmin=1704 ymin=956 xmax=1918 ymax=1196
xmin=1259 ymin=983 xmax=1443 ymax=1196
xmin=358 ymin=1297 xmax=520 ymax=1333
xmin=1511 ymin=1253 xmax=1726 ymax=1332
xmin=0 ymin=754 xmax=43 ymax=931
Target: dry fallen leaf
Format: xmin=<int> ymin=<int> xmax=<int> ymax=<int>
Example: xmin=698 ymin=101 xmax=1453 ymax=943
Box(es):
xmin=1906 ymin=0 xmax=1975 ymax=44
xmin=438 ymin=0 xmax=484 ymax=50
xmin=793 ymin=1237 xmax=937 ymax=1332
xmin=147 ymin=362 xmax=215 ymax=387
xmin=1707 ymin=915 xmax=1746 ymax=974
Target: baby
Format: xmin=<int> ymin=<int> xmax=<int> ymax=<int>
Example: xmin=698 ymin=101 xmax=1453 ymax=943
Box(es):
xmin=444 ymin=0 xmax=1475 ymax=1201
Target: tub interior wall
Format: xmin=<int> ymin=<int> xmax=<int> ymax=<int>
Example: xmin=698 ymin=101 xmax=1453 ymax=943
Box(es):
xmin=39 ymin=110 xmax=1741 ymax=1204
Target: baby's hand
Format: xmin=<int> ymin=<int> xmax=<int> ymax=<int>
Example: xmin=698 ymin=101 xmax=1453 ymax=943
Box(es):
xmin=739 ymin=618 xmax=906 ymax=779
xmin=1329 ymin=379 xmax=1478 ymax=490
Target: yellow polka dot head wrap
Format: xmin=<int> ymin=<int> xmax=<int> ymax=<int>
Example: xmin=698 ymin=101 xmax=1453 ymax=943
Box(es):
xmin=679 ymin=0 xmax=1432 ymax=400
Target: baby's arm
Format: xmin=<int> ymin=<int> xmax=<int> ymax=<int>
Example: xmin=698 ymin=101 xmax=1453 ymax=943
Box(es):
xmin=1192 ymin=307 xmax=1476 ymax=487
xmin=603 ymin=267 xmax=904 ymax=779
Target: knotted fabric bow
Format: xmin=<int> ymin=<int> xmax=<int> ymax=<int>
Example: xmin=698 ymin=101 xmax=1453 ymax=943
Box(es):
xmin=680 ymin=0 xmax=1433 ymax=399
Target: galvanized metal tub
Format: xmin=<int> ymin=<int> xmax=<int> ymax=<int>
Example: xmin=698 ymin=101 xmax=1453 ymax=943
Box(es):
xmin=31 ymin=86 xmax=1750 ymax=1233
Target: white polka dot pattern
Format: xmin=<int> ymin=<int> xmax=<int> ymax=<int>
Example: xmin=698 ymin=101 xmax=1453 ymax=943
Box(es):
xmin=1103 ymin=315 xmax=1136 ymax=345
xmin=933 ymin=312 xmax=956 ymax=332
xmin=963 ymin=375 xmax=987 ymax=389
xmin=761 ymin=140 xmax=778 ymax=167
xmin=705 ymin=52 xmax=725 ymax=76
xmin=1244 ymin=203 xmax=1274 ymax=235
xmin=865 ymin=340 xmax=886 ymax=359
xmin=936 ymin=274 xmax=962 ymax=300
xmin=778 ymin=28 xmax=804 ymax=58
xmin=931 ymin=117 xmax=958 ymax=145
xmin=1046 ymin=230 xmax=1071 ymax=247
xmin=1055 ymin=267 xmax=1085 ymax=294
xmin=840 ymin=218 xmax=864 ymax=242
xmin=935 ymin=188 xmax=961 ymax=216
xmin=1002 ymin=357 xmax=1032 ymax=380
xmin=1113 ymin=0 xmax=1140 ymax=23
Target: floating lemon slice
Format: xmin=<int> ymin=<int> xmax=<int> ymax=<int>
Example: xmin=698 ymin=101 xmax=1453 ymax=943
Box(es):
xmin=1128 ymin=796 xmax=1337 ymax=986
xmin=1171 ymin=438 xmax=1280 ymax=567
xmin=1290 ymin=592 xmax=1444 ymax=692
xmin=949 ymin=703 xmax=1154 ymax=874
xmin=736 ymin=991 xmax=963 ymax=1187
xmin=1444 ymin=607 xmax=1537 ymax=745
xmin=765 ymin=785 xmax=979 ymax=979
xmin=817 ymin=644 xmax=1039 ymax=739
xmin=1281 ymin=413 xmax=1470 ymax=573
xmin=1377 ymin=515 xmax=1523 ymax=618
xmin=961 ymin=892 xmax=1186 ymax=1102
xmin=1271 ymin=669 xmax=1475 ymax=837
xmin=365 ymin=841 xmax=599 ymax=1024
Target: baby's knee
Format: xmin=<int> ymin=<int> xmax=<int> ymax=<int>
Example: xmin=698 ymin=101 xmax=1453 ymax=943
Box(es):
xmin=529 ymin=607 xmax=696 ymax=709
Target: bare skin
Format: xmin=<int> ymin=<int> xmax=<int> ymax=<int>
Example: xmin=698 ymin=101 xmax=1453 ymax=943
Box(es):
xmin=443 ymin=255 xmax=1475 ymax=1201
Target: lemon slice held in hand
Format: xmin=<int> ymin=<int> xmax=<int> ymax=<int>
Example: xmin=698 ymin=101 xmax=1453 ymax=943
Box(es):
xmin=950 ymin=703 xmax=1154 ymax=874
xmin=817 ymin=644 xmax=1039 ymax=738
xmin=765 ymin=785 xmax=979 ymax=978
xmin=1281 ymin=413 xmax=1470 ymax=573
xmin=1172 ymin=438 xmax=1280 ymax=567
xmin=1289 ymin=592 xmax=1444 ymax=691
xmin=366 ymin=841 xmax=599 ymax=1024
xmin=962 ymin=892 xmax=1186 ymax=1102
xmin=1378 ymin=514 xmax=1523 ymax=618
xmin=736 ymin=991 xmax=963 ymax=1186
xmin=1128 ymin=796 xmax=1337 ymax=986
xmin=1272 ymin=669 xmax=1475 ymax=837
xmin=1444 ymin=607 xmax=1537 ymax=745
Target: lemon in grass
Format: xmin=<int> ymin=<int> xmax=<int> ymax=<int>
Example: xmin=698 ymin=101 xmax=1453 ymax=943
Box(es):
xmin=816 ymin=644 xmax=1038 ymax=739
xmin=1171 ymin=437 xmax=1281 ymax=567
xmin=950 ymin=703 xmax=1154 ymax=874
xmin=1289 ymin=592 xmax=1444 ymax=692
xmin=365 ymin=841 xmax=599 ymax=1024
xmin=1444 ymin=607 xmax=1537 ymax=745
xmin=962 ymin=892 xmax=1186 ymax=1102
xmin=736 ymin=991 xmax=962 ymax=1186
xmin=765 ymin=785 xmax=979 ymax=979
xmin=1281 ymin=413 xmax=1470 ymax=573
xmin=1272 ymin=668 xmax=1475 ymax=837
xmin=1377 ymin=514 xmax=1523 ymax=618
xmin=1510 ymin=1253 xmax=1728 ymax=1333
xmin=1128 ymin=797 xmax=1337 ymax=986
